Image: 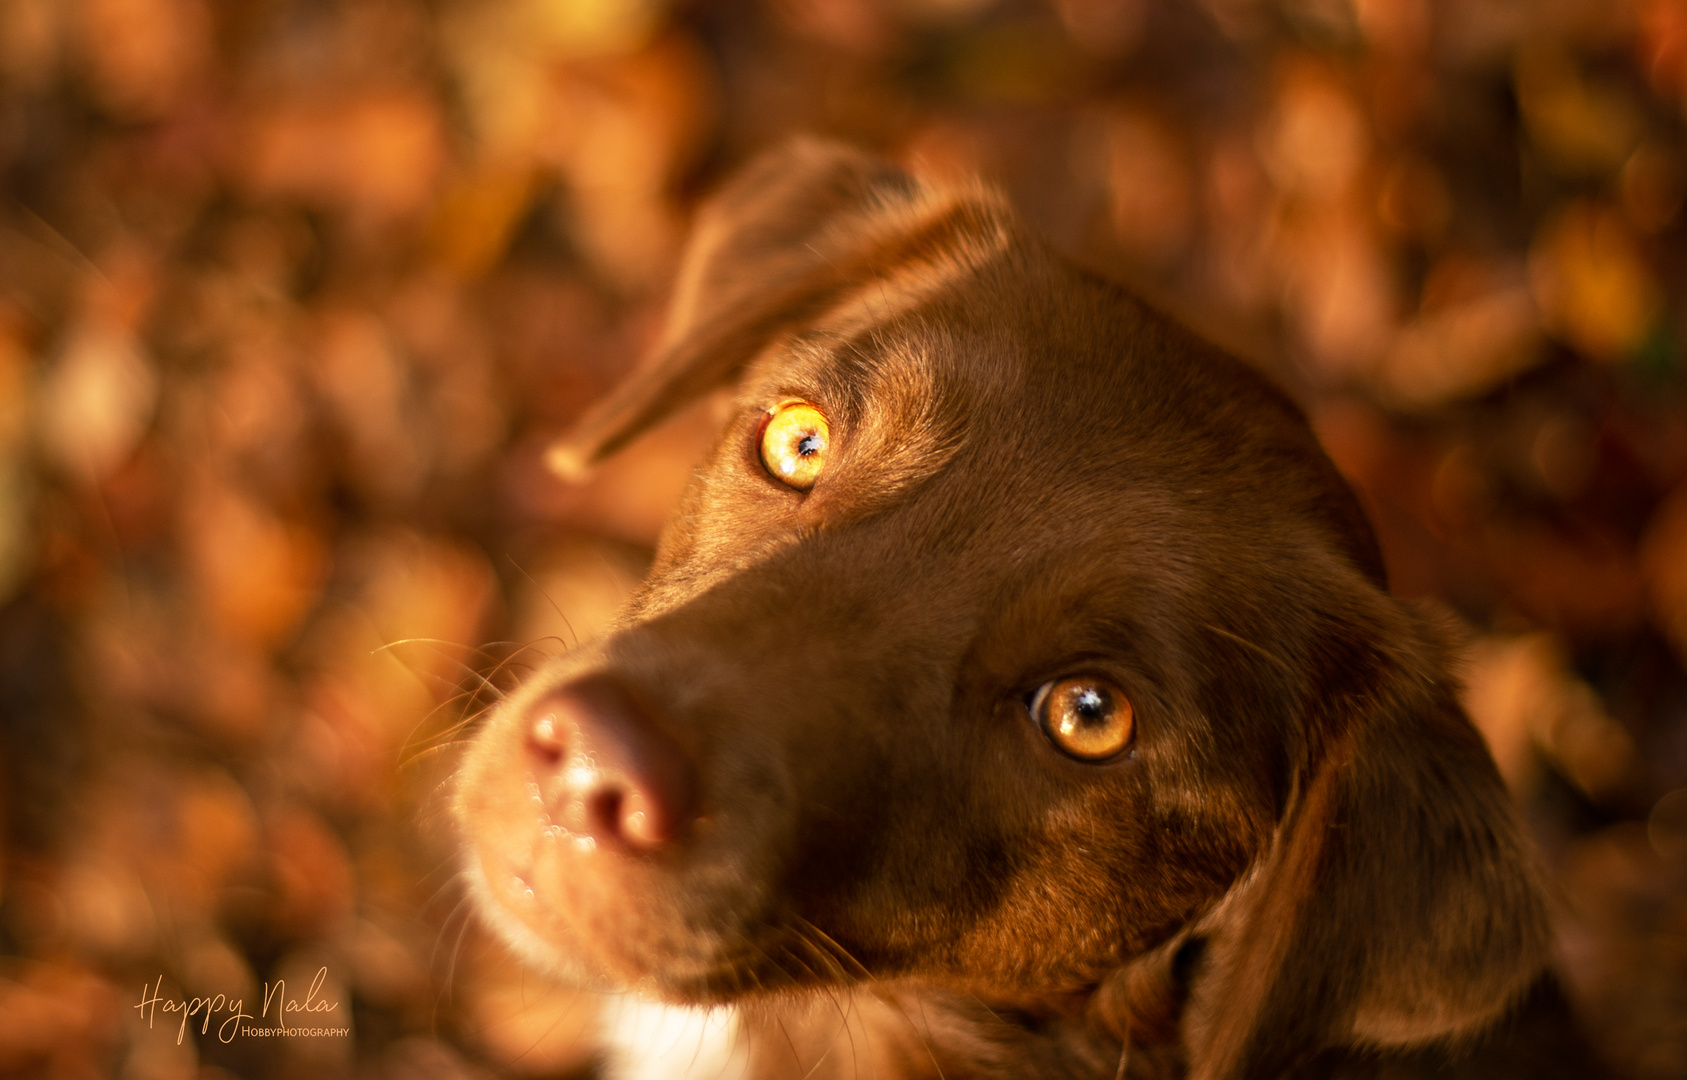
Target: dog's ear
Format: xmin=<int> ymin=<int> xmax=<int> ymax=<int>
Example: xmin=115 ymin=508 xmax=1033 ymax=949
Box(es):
xmin=546 ymin=137 xmax=1011 ymax=478
xmin=1183 ymin=604 xmax=1554 ymax=1080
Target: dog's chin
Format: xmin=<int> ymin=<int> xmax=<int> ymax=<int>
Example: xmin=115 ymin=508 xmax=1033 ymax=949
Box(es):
xmin=460 ymin=843 xmax=678 ymax=989
xmin=462 ymin=826 xmax=835 ymax=1005
xmin=458 ymin=856 xmax=608 ymax=986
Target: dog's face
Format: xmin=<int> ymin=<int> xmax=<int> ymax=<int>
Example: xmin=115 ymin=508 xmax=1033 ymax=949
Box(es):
xmin=456 ymin=141 xmax=1552 ymax=1077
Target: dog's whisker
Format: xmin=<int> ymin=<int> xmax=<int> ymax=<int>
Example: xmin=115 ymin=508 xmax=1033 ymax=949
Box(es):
xmin=400 ymin=633 xmax=581 ymax=767
xmin=1111 ymin=1018 xmax=1131 ymax=1080
xmin=1200 ymin=623 xmax=1299 ymax=681
xmin=771 ymin=926 xmax=832 ymax=988
xmin=375 ymin=636 xmax=505 ymax=663
xmin=907 ymin=996 xmax=950 ymax=1080
xmin=428 ymin=891 xmax=477 ymax=1032
xmin=418 ymin=858 xmax=470 ymax=917
xmin=399 ymin=698 xmax=495 ymax=768
xmin=808 ymin=981 xmax=855 ymax=1080
xmin=398 ymin=733 xmax=484 ymax=770
xmin=506 ymin=554 xmax=582 ymax=652
xmin=401 ymin=698 xmax=479 ymax=759
xmin=767 ymin=1010 xmax=813 ymax=1078
xmin=791 ymin=916 xmax=872 ymax=982
xmin=376 ymin=638 xmax=507 ymax=700
xmin=390 ymin=648 xmax=510 ymax=761
xmin=869 ymin=988 xmax=960 ymax=1080
xmin=503 ymin=976 xmax=580 ymax=1070
xmin=404 ymin=705 xmax=495 ymax=753
xmin=479 ymin=636 xmax=570 ymax=691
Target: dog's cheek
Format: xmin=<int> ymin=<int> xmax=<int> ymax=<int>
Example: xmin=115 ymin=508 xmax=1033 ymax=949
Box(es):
xmin=964 ymin=794 xmax=1161 ymax=985
xmin=933 ymin=722 xmax=1236 ymax=991
xmin=765 ymin=699 xmax=1057 ymax=979
xmin=701 ymin=661 xmax=980 ymax=968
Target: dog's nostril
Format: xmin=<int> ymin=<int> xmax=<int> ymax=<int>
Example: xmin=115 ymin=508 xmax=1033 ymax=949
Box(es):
xmin=584 ymin=788 xmax=624 ymax=839
xmin=583 ymin=787 xmax=666 ymax=847
xmin=526 ymin=712 xmax=566 ymax=766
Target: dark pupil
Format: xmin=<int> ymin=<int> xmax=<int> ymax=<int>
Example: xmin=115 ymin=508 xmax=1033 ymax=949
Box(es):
xmin=796 ymin=433 xmax=823 ymax=457
xmin=1073 ymin=687 xmax=1108 ymax=724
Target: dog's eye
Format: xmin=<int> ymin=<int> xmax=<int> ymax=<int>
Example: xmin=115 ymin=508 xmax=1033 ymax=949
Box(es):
xmin=1031 ymin=677 xmax=1134 ymax=761
xmin=759 ymin=399 xmax=830 ymax=491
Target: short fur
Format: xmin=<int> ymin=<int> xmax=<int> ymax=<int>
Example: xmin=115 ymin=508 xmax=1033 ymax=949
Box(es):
xmin=455 ymin=140 xmax=1603 ymax=1079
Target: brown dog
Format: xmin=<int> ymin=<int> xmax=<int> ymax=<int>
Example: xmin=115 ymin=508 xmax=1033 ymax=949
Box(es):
xmin=455 ymin=139 xmax=1601 ymax=1079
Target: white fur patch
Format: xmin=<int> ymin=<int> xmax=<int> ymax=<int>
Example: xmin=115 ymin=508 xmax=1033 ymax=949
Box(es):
xmin=601 ymin=998 xmax=749 ymax=1080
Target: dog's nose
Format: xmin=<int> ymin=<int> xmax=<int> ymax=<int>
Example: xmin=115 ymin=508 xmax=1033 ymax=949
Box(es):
xmin=524 ymin=674 xmax=697 ymax=852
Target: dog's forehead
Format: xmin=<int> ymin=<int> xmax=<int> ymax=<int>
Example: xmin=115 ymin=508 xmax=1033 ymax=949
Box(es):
xmin=718 ymin=240 xmax=1383 ymax=590
xmin=744 ymin=265 xmax=1060 ymax=417
xmin=750 ymin=259 xmax=1300 ymax=482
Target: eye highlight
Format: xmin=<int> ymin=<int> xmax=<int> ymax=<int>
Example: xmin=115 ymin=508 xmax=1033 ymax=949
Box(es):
xmin=758 ymin=399 xmax=830 ymax=491
xmin=1030 ymin=676 xmax=1134 ymax=761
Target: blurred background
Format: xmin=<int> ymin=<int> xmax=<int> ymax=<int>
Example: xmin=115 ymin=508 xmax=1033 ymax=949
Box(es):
xmin=0 ymin=0 xmax=1685 ymax=1076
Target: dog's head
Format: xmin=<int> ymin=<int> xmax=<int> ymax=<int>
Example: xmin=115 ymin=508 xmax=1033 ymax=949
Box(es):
xmin=455 ymin=139 xmax=1551 ymax=1079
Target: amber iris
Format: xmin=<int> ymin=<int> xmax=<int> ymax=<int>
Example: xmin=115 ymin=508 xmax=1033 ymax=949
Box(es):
xmin=759 ymin=400 xmax=830 ymax=490
xmin=1032 ymin=677 xmax=1134 ymax=760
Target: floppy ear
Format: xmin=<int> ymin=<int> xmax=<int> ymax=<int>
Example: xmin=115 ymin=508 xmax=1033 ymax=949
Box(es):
xmin=1183 ymin=603 xmax=1554 ymax=1080
xmin=546 ymin=137 xmax=1011 ymax=478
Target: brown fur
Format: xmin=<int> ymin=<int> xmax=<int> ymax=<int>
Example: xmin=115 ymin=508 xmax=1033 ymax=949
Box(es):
xmin=455 ymin=139 xmax=1602 ymax=1079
